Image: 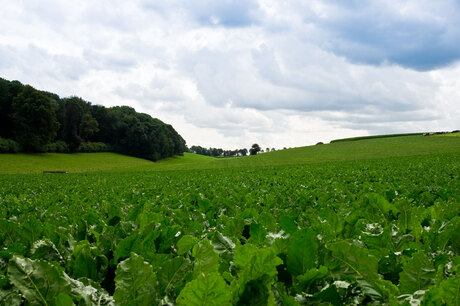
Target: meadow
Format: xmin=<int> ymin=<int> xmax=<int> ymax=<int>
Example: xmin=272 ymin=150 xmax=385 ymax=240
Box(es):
xmin=0 ymin=135 xmax=459 ymax=305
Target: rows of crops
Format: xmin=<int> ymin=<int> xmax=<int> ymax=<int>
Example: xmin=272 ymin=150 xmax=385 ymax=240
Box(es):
xmin=0 ymin=152 xmax=459 ymax=305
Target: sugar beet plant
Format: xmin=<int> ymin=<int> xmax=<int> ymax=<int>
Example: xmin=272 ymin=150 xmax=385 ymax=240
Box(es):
xmin=0 ymin=153 xmax=459 ymax=305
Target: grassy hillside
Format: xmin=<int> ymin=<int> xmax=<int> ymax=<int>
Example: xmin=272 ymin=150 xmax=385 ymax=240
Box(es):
xmin=0 ymin=134 xmax=459 ymax=174
xmin=0 ymin=152 xmax=155 ymax=174
xmin=330 ymin=132 xmax=423 ymax=143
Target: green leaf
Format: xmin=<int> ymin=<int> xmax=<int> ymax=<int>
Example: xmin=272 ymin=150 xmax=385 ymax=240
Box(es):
xmin=0 ymin=288 xmax=22 ymax=306
xmin=328 ymin=241 xmax=394 ymax=301
xmin=157 ymin=256 xmax=191 ymax=297
xmin=296 ymin=266 xmax=329 ymax=292
xmin=287 ymin=228 xmax=318 ymax=276
xmin=279 ymin=215 xmax=297 ymax=234
xmin=399 ymin=251 xmax=435 ymax=294
xmin=234 ymin=244 xmax=283 ymax=282
xmin=113 ymin=234 xmax=140 ymax=263
xmin=30 ymin=239 xmax=64 ymax=265
xmin=176 ymin=273 xmax=232 ymax=306
xmin=177 ymin=235 xmax=198 ymax=255
xmin=69 ymin=240 xmax=107 ymax=282
xmin=233 ymin=244 xmax=282 ymax=305
xmin=312 ymin=283 xmax=341 ymax=306
xmin=423 ymin=276 xmax=460 ymax=305
xmin=7 ymin=255 xmax=71 ymax=305
xmin=63 ymin=274 xmax=114 ymax=305
xmin=329 ymin=241 xmax=379 ymax=282
xmin=367 ymin=193 xmax=399 ymax=221
xmin=114 ymin=252 xmax=159 ymax=305
xmin=192 ymin=240 xmax=219 ymax=277
xmin=53 ymin=293 xmax=75 ymax=305
xmin=250 ymin=223 xmax=266 ymax=245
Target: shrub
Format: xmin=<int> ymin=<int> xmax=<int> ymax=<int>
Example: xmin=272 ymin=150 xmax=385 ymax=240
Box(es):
xmin=0 ymin=137 xmax=21 ymax=153
xmin=79 ymin=142 xmax=110 ymax=153
xmin=46 ymin=141 xmax=70 ymax=153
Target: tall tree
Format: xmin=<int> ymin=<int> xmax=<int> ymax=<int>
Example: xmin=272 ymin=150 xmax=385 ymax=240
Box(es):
xmin=79 ymin=112 xmax=99 ymax=141
xmin=64 ymin=103 xmax=82 ymax=152
xmin=9 ymin=85 xmax=59 ymax=151
xmin=249 ymin=144 xmax=261 ymax=155
xmin=0 ymin=78 xmax=23 ymax=138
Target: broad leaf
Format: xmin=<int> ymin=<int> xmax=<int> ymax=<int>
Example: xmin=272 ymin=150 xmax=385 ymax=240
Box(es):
xmin=250 ymin=223 xmax=267 ymax=245
xmin=7 ymin=255 xmax=71 ymax=305
xmin=296 ymin=266 xmax=329 ymax=292
xmin=423 ymin=276 xmax=460 ymax=305
xmin=233 ymin=244 xmax=282 ymax=305
xmin=287 ymin=228 xmax=318 ymax=276
xmin=157 ymin=256 xmax=191 ymax=297
xmin=177 ymin=235 xmax=198 ymax=255
xmin=176 ymin=273 xmax=231 ymax=306
xmin=114 ymin=253 xmax=159 ymax=305
xmin=192 ymin=240 xmax=219 ymax=277
xmin=328 ymin=241 xmax=393 ymax=301
xmin=69 ymin=240 xmax=107 ymax=282
xmin=0 ymin=288 xmax=22 ymax=305
xmin=399 ymin=251 xmax=435 ymax=294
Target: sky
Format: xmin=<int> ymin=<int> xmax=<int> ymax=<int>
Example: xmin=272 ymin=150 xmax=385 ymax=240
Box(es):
xmin=1 ymin=0 xmax=459 ymax=150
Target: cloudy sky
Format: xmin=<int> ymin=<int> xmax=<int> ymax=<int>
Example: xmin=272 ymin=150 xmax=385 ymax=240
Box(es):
xmin=1 ymin=1 xmax=459 ymax=149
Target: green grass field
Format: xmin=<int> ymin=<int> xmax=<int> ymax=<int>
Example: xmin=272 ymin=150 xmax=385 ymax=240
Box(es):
xmin=0 ymin=134 xmax=459 ymax=173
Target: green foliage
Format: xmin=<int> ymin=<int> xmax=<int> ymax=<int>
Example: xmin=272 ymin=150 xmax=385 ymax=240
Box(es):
xmin=69 ymin=240 xmax=108 ymax=282
xmin=192 ymin=240 xmax=220 ymax=277
xmin=177 ymin=235 xmax=199 ymax=255
xmin=78 ymin=142 xmax=109 ymax=153
xmin=399 ymin=251 xmax=435 ymax=294
xmin=249 ymin=143 xmax=261 ymax=155
xmin=79 ymin=112 xmax=99 ymax=141
xmin=0 ymin=141 xmax=459 ymax=304
xmin=0 ymin=77 xmax=186 ymax=160
xmin=176 ymin=273 xmax=232 ymax=306
xmin=7 ymin=255 xmax=71 ymax=304
xmin=287 ymin=228 xmax=318 ymax=276
xmin=423 ymin=276 xmax=460 ymax=305
xmin=46 ymin=140 xmax=69 ymax=153
xmin=10 ymin=85 xmax=60 ymax=151
xmin=114 ymin=253 xmax=159 ymax=305
xmin=0 ymin=137 xmax=21 ymax=153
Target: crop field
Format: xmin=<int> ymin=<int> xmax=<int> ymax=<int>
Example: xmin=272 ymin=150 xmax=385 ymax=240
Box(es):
xmin=1 ymin=135 xmax=459 ymax=174
xmin=0 ymin=136 xmax=459 ymax=305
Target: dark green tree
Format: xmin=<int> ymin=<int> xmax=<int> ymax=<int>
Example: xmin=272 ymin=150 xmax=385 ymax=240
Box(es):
xmin=0 ymin=78 xmax=23 ymax=138
xmin=64 ymin=103 xmax=82 ymax=152
xmin=9 ymin=85 xmax=59 ymax=151
xmin=249 ymin=143 xmax=261 ymax=155
xmin=79 ymin=112 xmax=99 ymax=141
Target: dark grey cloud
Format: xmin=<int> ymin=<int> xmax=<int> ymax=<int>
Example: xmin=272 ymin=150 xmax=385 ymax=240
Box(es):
xmin=312 ymin=1 xmax=460 ymax=71
xmin=179 ymin=43 xmax=434 ymax=118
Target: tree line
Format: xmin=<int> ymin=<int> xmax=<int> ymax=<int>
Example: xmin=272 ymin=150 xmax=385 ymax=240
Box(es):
xmin=0 ymin=77 xmax=186 ymax=161
xmin=189 ymin=144 xmax=277 ymax=157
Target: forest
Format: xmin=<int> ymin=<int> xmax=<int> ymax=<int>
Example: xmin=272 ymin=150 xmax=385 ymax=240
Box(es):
xmin=0 ymin=78 xmax=186 ymax=161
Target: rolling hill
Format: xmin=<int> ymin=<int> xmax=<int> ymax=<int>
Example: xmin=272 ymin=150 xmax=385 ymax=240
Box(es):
xmin=0 ymin=134 xmax=459 ymax=174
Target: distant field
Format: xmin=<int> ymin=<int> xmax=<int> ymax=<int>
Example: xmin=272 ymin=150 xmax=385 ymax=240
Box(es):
xmin=329 ymin=132 xmax=423 ymax=143
xmin=0 ymin=135 xmax=459 ymax=173
xmin=437 ymin=132 xmax=460 ymax=137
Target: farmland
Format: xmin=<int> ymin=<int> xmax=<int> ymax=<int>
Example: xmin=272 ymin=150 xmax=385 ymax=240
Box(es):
xmin=0 ymin=135 xmax=459 ymax=305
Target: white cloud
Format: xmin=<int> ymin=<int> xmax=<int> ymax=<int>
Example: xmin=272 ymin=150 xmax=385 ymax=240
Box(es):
xmin=0 ymin=0 xmax=458 ymax=149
